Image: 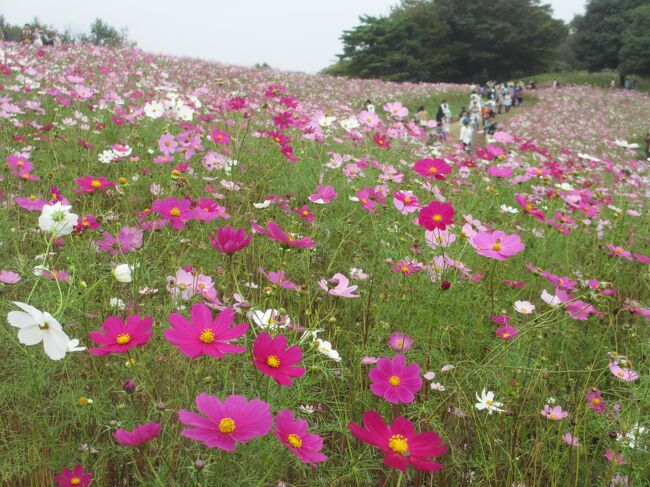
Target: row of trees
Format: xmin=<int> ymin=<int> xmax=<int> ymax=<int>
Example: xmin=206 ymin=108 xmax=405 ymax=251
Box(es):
xmin=0 ymin=16 xmax=132 ymax=47
xmin=325 ymin=0 xmax=650 ymax=83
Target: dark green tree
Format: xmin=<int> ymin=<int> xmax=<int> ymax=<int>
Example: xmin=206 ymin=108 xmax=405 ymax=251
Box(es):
xmin=85 ymin=18 xmax=130 ymax=47
xmin=573 ymin=0 xmax=648 ymax=81
xmin=618 ymin=4 xmax=650 ymax=77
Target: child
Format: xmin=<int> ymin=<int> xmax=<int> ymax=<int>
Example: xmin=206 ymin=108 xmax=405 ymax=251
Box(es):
xmin=459 ymin=117 xmax=474 ymax=154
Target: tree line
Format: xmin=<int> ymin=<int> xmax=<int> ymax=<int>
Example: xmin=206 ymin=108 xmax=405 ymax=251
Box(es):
xmin=0 ymin=16 xmax=133 ymax=47
xmin=324 ymin=0 xmax=650 ymax=83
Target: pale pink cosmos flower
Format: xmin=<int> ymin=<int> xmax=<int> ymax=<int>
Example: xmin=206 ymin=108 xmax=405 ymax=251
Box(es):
xmin=392 ymin=191 xmax=420 ymax=214
xmin=425 ymin=229 xmax=457 ymax=249
xmin=471 ymin=231 xmax=525 ymax=261
xmin=607 ymin=244 xmax=633 ymax=260
xmin=541 ymin=404 xmax=569 ymax=421
xmin=608 ymin=362 xmax=639 ymax=382
xmin=0 ymin=270 xmax=21 ymax=284
xmin=319 ymin=273 xmax=359 ymax=298
xmin=258 ymin=267 xmax=301 ymax=291
xmin=562 ymin=433 xmax=580 ymax=447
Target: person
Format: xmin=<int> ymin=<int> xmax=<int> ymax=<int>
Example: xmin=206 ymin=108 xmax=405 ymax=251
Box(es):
xmin=459 ymin=117 xmax=474 ymax=154
xmin=22 ymin=24 xmax=32 ymax=43
xmin=645 ymin=130 xmax=650 ymax=160
xmin=32 ymin=28 xmax=44 ymax=47
xmin=624 ymin=77 xmax=630 ymax=90
xmin=504 ymin=90 xmax=512 ymax=113
xmin=632 ymin=78 xmax=639 ymax=90
xmin=364 ymin=99 xmax=375 ymax=113
xmin=610 ymin=79 xmax=616 ymax=89
xmin=52 ymin=34 xmax=62 ymax=47
xmin=415 ymin=105 xmax=428 ymax=125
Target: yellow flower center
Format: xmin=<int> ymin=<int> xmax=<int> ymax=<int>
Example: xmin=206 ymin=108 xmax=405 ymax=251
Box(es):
xmin=550 ymin=413 xmax=558 ymax=419
xmin=615 ymin=248 xmax=623 ymax=254
xmin=486 ymin=400 xmax=493 ymax=406
xmin=29 ymin=194 xmax=36 ymax=200
xmin=219 ymin=417 xmax=236 ymax=433
xmin=388 ymin=434 xmax=409 ymax=454
xmin=388 ymin=375 xmax=401 ymax=387
xmin=199 ymin=328 xmax=215 ymax=344
xmin=302 ymin=210 xmax=309 ymax=216
xmin=70 ymin=478 xmax=81 ymax=486
xmin=267 ymin=355 xmax=281 ymax=368
xmin=400 ymin=266 xmax=409 ymax=273
xmin=90 ymin=179 xmax=102 ymax=188
xmin=116 ymin=333 xmax=131 ymax=345
xmin=171 ymin=169 xmax=181 ymax=175
xmin=502 ymin=333 xmax=510 ymax=338
xmin=428 ymin=167 xmax=437 ymax=174
xmin=618 ymin=371 xmax=625 ymax=377
xmin=287 ymin=433 xmax=302 ymax=448
xmin=525 ymin=203 xmax=535 ymax=211
xmin=396 ymin=339 xmax=405 ymax=347
xmin=592 ymin=398 xmax=601 ymax=406
xmin=17 ymin=161 xmax=24 ymax=166
xmin=492 ymin=243 xmax=503 ymax=251
xmin=404 ymin=197 xmax=412 ymax=203
xmin=170 ymin=207 xmax=181 ymax=216
xmin=432 ymin=214 xmax=442 ymax=221
xmin=361 ymin=198 xmax=368 ymax=204
xmin=39 ymin=322 xmax=49 ymax=330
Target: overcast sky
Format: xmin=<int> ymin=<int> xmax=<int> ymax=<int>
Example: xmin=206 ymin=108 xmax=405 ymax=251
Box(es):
xmin=3 ymin=0 xmax=586 ymax=73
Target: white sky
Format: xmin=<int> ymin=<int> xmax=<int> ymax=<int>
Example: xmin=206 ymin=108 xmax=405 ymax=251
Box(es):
xmin=2 ymin=0 xmax=586 ymax=73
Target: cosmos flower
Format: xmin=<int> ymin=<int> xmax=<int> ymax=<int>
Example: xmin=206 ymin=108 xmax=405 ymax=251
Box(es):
xmin=471 ymin=231 xmax=525 ymax=261
xmin=348 ymin=410 xmax=447 ymax=472
xmin=413 ymin=158 xmax=451 ymax=180
xmin=54 ymin=465 xmax=93 ymax=487
xmin=178 ymin=393 xmax=273 ymax=451
xmin=252 ymin=220 xmax=316 ymax=248
xmin=114 ymin=422 xmax=161 ymax=447
xmin=7 ymin=302 xmax=70 ymax=361
xmin=88 ymin=315 xmax=153 ymax=356
xmin=309 ymin=185 xmax=338 ymax=204
xmin=475 ymin=388 xmax=504 ymax=414
xmin=252 ymin=332 xmax=306 ymax=386
xmin=274 ymin=409 xmax=327 ymax=465
xmin=369 ymin=354 xmax=422 ymax=404
xmin=209 ymin=226 xmax=253 ymax=254
xmin=387 ymin=332 xmax=414 ymax=351
xmin=38 ymin=202 xmax=78 ymax=237
xmin=418 ymin=201 xmax=454 ymax=231
xmin=541 ymin=404 xmax=569 ymax=421
xmin=319 ymin=273 xmax=359 ymax=298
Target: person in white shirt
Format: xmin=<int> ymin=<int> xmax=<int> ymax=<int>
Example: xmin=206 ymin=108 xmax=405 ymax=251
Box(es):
xmin=459 ymin=117 xmax=474 ymax=153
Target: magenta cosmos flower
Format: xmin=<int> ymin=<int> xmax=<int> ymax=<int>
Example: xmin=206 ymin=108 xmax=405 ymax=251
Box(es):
xmin=274 ymin=409 xmax=327 ymax=466
xmin=164 ymin=303 xmax=248 ymax=358
xmin=369 ymin=354 xmax=422 ymax=404
xmin=393 ymin=191 xmax=420 ymax=214
xmin=515 ymin=194 xmax=546 ymax=221
xmin=252 ymin=332 xmax=305 ymax=386
xmin=211 ymin=128 xmax=231 ymax=145
xmin=95 ymin=226 xmax=143 ymax=255
xmin=75 ymin=175 xmax=115 ymax=193
xmin=88 ymin=315 xmax=153 ymax=356
xmin=114 ymin=422 xmax=161 ymax=447
xmin=471 ymin=230 xmax=525 ymax=261
xmin=418 ymin=201 xmax=454 ymax=231
xmin=151 ymin=196 xmax=193 ymax=230
xmin=413 ymin=158 xmax=451 ymax=180
xmin=54 ymin=465 xmax=93 ymax=487
xmin=348 ymin=411 xmax=447 ymax=472
xmin=252 ymin=220 xmax=316 ymax=248
xmin=309 ymin=184 xmax=337 ymax=204
xmin=495 ymin=324 xmax=519 ymax=340
xmin=178 ymin=393 xmax=273 ymax=451
xmin=208 ymin=226 xmax=253 ymax=254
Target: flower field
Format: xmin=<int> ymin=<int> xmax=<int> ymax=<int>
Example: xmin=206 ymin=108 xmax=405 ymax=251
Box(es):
xmin=1 ymin=42 xmax=649 ymax=486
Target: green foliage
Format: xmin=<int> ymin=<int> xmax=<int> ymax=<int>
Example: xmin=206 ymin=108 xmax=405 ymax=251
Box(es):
xmin=619 ymin=5 xmax=650 ymax=77
xmin=83 ymin=18 xmax=131 ymax=47
xmin=573 ymin=0 xmax=650 ymax=78
xmin=329 ymin=0 xmax=567 ymax=82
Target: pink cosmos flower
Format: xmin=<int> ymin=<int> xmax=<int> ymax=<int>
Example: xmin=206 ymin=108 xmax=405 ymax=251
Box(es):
xmin=258 ymin=267 xmax=300 ymax=291
xmin=252 ymin=332 xmax=305 ymax=386
xmin=586 ymin=389 xmax=607 ymax=415
xmin=494 ymin=131 xmax=514 ymax=144
xmin=541 ymin=404 xmax=569 ymax=420
xmin=159 ymin=133 xmax=178 ymax=154
xmin=393 ymin=191 xmax=420 ymax=214
xmin=211 ymin=128 xmax=231 ymax=145
xmin=0 ymin=270 xmax=21 ymax=284
xmin=369 ymin=354 xmax=422 ymax=404
xmin=74 ymin=214 xmax=100 ymax=232
xmin=384 ymin=101 xmax=409 ymax=119
xmin=151 ymin=196 xmax=193 ymax=230
xmin=374 ymin=132 xmax=391 ymax=148
xmin=562 ymin=433 xmax=580 ymax=447
xmin=308 ymin=185 xmax=338 ymax=204
xmin=348 ymin=410 xmax=447 ymax=472
xmin=293 ymin=204 xmax=315 ymax=222
xmin=471 ymin=231 xmax=525 ymax=261
xmin=95 ymin=226 xmax=143 ymax=255
xmin=495 ymin=324 xmax=519 ymax=340
xmin=178 ymin=393 xmax=273 ymax=451
xmin=391 ymin=259 xmax=424 ymax=276
xmin=251 ymin=220 xmax=316 ymax=248
xmin=413 ymin=158 xmax=451 ymax=180
xmin=418 ymin=201 xmax=455 ymax=231
xmin=319 ymin=273 xmax=359 ymax=298
xmin=54 ymin=465 xmax=93 ymax=487
xmin=114 ymin=422 xmax=161 ymax=447
xmin=42 ymin=269 xmax=70 ymax=282
xmin=164 ymin=303 xmax=248 ymax=358
xmin=388 ymin=332 xmax=414 ymax=351
xmin=515 ymin=194 xmax=546 ymax=221
xmin=486 ymin=166 xmax=512 ymax=178
xmin=608 ymin=362 xmax=639 ymax=382
xmin=208 ymin=226 xmax=253 ymax=254
xmin=604 ymin=450 xmax=626 ymax=465
xmin=607 ymin=244 xmax=633 ymax=260
xmin=191 ymin=197 xmax=230 ymax=222
xmin=6 ymin=153 xmax=32 ymax=171
xmin=75 ymin=175 xmax=115 ymax=193
xmin=88 ymin=315 xmax=153 ymax=356
xmin=274 ymin=409 xmax=327 ymax=465
xmin=359 ymin=110 xmax=380 ymax=127
xmin=357 ymin=186 xmax=386 ymax=213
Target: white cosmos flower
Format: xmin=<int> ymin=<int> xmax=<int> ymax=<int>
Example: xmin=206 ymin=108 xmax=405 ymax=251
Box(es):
xmin=541 ymin=289 xmax=561 ymax=307
xmin=98 ymin=149 xmax=117 ymax=164
xmin=175 ymin=104 xmax=194 ymax=121
xmin=112 ymin=264 xmax=134 ymax=283
xmin=340 ymin=116 xmax=360 ymax=131
xmin=38 ymin=202 xmax=78 ymax=237
xmin=144 ymin=101 xmax=164 ymax=119
xmin=475 ymin=388 xmax=504 ymax=414
xmin=109 ymin=297 xmax=126 ymax=309
xmin=66 ymin=338 xmax=86 ymax=352
xmin=314 ymin=338 xmax=341 ymax=362
xmin=500 ymin=204 xmax=519 ymax=214
xmin=514 ymin=300 xmax=535 ymax=314
xmin=250 ymin=309 xmax=289 ymax=330
xmin=431 ymin=382 xmax=446 ymax=391
xmin=253 ymin=200 xmax=272 ymax=209
xmin=7 ymin=302 xmax=69 ymax=360
xmin=617 ymin=423 xmax=647 ymax=450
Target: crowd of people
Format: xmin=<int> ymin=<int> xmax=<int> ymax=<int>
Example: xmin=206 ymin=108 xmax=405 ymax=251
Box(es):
xmin=20 ymin=24 xmax=62 ymax=46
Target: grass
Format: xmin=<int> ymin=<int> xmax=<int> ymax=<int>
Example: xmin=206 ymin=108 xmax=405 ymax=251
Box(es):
xmin=0 ymin=43 xmax=649 ymax=486
xmin=532 ymin=70 xmax=650 ymax=93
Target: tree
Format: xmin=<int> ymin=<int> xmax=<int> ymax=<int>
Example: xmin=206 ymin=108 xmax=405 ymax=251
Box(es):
xmin=85 ymin=18 xmax=130 ymax=47
xmin=618 ymin=4 xmax=650 ymax=77
xmin=327 ymin=0 xmax=567 ymax=82
xmin=572 ymin=0 xmax=648 ymax=81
